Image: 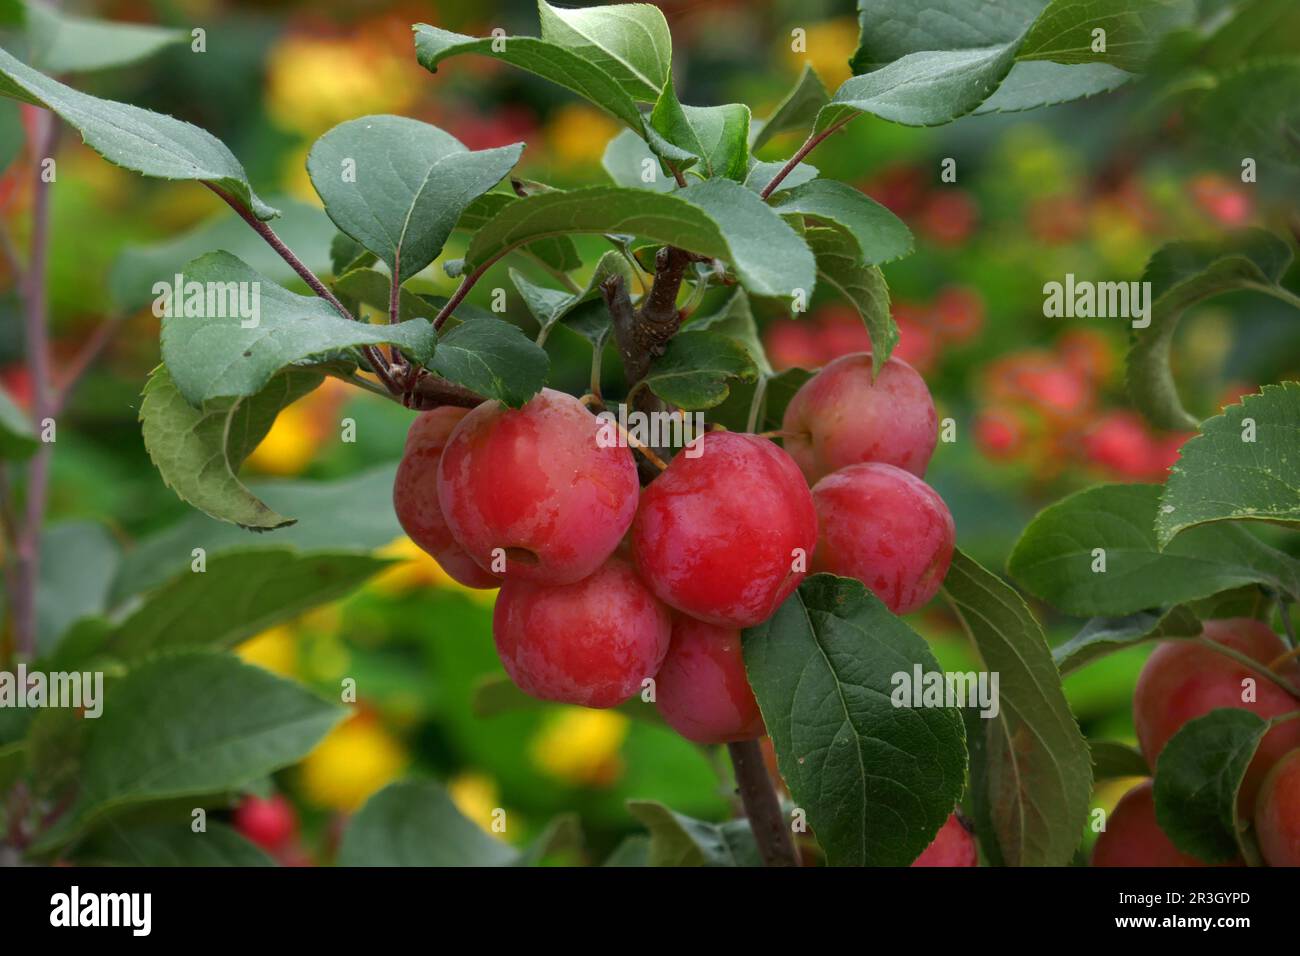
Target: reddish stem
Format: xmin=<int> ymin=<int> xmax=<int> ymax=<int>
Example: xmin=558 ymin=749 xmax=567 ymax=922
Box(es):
xmin=758 ymin=117 xmax=855 ymax=200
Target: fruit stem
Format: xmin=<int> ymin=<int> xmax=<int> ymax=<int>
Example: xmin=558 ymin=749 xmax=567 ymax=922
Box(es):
xmin=727 ymin=739 xmax=798 ymax=866
xmin=758 ymin=116 xmax=856 ymax=200
xmin=1197 ymin=637 xmax=1300 ymax=699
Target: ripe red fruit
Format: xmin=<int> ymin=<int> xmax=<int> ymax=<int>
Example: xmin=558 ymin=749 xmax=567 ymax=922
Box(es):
xmin=811 ymin=463 xmax=955 ymax=615
xmin=1082 ymin=411 xmax=1156 ymax=479
xmin=782 ymin=353 xmax=937 ymax=483
xmin=493 ymin=556 xmax=671 ymax=707
xmin=1255 ymin=749 xmax=1300 ymax=867
xmin=764 ymin=319 xmax=822 ymax=370
xmin=1134 ymin=619 xmax=1300 ymax=809
xmin=917 ymin=189 xmax=977 ymax=246
xmin=654 ymin=615 xmax=764 ymax=744
xmin=932 ymin=285 xmax=984 ymax=345
xmin=233 ymin=794 xmax=297 ymax=852
xmin=973 ymin=406 xmax=1028 ymax=461
xmin=393 ymin=407 xmax=499 ymax=589
xmin=632 ymin=431 xmax=817 ymax=628
xmin=437 ymin=388 xmax=639 ymax=585
xmin=911 ymin=813 xmax=977 ymax=867
xmin=815 ymin=305 xmax=873 ymax=360
xmin=891 ymin=313 xmax=938 ymax=373
xmin=1092 ymin=780 xmax=1214 ymax=867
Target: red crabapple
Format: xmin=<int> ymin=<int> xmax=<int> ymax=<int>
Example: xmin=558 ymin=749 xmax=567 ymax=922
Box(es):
xmin=493 ymin=555 xmax=670 ymax=708
xmin=911 ymin=813 xmax=977 ymax=867
xmin=1091 ymin=780 xmax=1216 ymax=867
xmin=764 ymin=319 xmax=822 ymax=370
xmin=632 ymin=431 xmax=817 ymax=628
xmin=393 ymin=407 xmax=499 ymax=589
xmin=1255 ymin=749 xmax=1300 ymax=867
xmin=782 ymin=353 xmax=937 ymax=483
xmin=811 ymin=463 xmax=954 ymax=615
xmin=233 ymin=794 xmax=297 ymax=852
xmin=1134 ymin=619 xmax=1300 ymax=809
xmin=654 ymin=615 xmax=764 ymax=744
xmin=973 ymin=406 xmax=1029 ymax=461
xmin=437 ymin=388 xmax=639 ymax=585
xmin=932 ymin=286 xmax=984 ymax=345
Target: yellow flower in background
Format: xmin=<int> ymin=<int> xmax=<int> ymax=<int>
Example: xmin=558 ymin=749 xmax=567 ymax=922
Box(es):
xmin=783 ymin=17 xmax=857 ymax=89
xmin=530 ymin=707 xmax=629 ymax=788
xmin=236 ymin=625 xmax=298 ymax=678
xmin=447 ymin=772 xmax=506 ymax=838
xmin=369 ymin=536 xmax=497 ymax=605
xmin=546 ymin=103 xmax=620 ymax=167
xmin=266 ymin=34 xmax=415 ymax=137
xmin=300 ymin=713 xmax=408 ymax=813
xmin=244 ymin=400 xmax=319 ymax=476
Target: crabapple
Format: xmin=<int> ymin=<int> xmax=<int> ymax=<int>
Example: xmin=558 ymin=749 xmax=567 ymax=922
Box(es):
xmin=437 ymin=388 xmax=639 ymax=585
xmin=1255 ymin=749 xmax=1300 ymax=867
xmin=1082 ymin=411 xmax=1159 ymax=480
xmin=782 ymin=352 xmax=937 ymax=483
xmin=632 ymin=431 xmax=817 ymax=628
xmin=764 ymin=319 xmax=822 ymax=371
xmin=654 ymin=615 xmax=764 ymax=744
xmin=911 ymin=813 xmax=977 ymax=867
xmin=973 ymin=406 xmax=1029 ymax=461
xmin=493 ymin=556 xmax=671 ymax=708
xmin=932 ymin=286 xmax=984 ymax=345
xmin=917 ymin=189 xmax=977 ymax=246
xmin=393 ymin=407 xmax=499 ymax=589
xmin=810 ymin=463 xmax=954 ymax=615
xmin=233 ymin=794 xmax=297 ymax=852
xmin=1134 ymin=618 xmax=1300 ymax=808
xmin=1092 ymin=780 xmax=1215 ymax=867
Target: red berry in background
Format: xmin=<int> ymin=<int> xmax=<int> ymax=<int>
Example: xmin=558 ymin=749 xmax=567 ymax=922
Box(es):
xmin=654 ymin=615 xmax=764 ymax=744
xmin=0 ymin=364 xmax=32 ymax=409
xmin=911 ymin=813 xmax=977 ymax=867
xmin=393 ymin=407 xmax=500 ymax=589
xmin=437 ymin=388 xmax=639 ymax=585
xmin=1134 ymin=619 xmax=1300 ymax=810
xmin=892 ymin=312 xmax=938 ymax=373
xmin=860 ymin=163 xmax=927 ymax=217
xmin=783 ymin=353 xmax=937 ymax=483
xmin=916 ymin=189 xmax=977 ymax=246
xmin=1147 ymin=431 xmax=1191 ymax=479
xmin=1255 ymin=749 xmax=1300 ymax=867
xmin=1092 ymin=781 xmax=1220 ymax=867
xmin=811 ymin=463 xmax=955 ymax=615
xmin=632 ymin=431 xmax=817 ymax=628
xmin=1027 ymin=193 xmax=1087 ymax=245
xmin=1082 ymin=411 xmax=1157 ymax=480
xmin=931 ymin=285 xmax=984 ymax=345
xmin=973 ymin=406 xmax=1028 ymax=461
xmin=493 ymin=555 xmax=671 ymax=707
xmin=233 ymin=794 xmax=298 ymax=852
xmin=816 ymin=305 xmax=873 ymax=359
xmin=1189 ymin=173 xmax=1252 ymax=227
xmin=1017 ymin=361 xmax=1092 ymax=420
xmin=1057 ymin=328 xmax=1114 ymax=385
xmin=764 ymin=319 xmax=822 ymax=370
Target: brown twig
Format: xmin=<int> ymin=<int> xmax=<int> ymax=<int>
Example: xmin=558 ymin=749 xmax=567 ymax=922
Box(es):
xmin=759 ymin=117 xmax=856 ymax=200
xmin=406 ymin=370 xmax=488 ymax=410
xmin=728 ymin=740 xmax=798 ymax=867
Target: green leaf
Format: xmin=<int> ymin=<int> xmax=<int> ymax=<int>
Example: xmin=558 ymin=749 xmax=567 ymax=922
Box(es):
xmin=751 ymin=64 xmax=830 ymax=152
xmin=603 ymin=835 xmax=650 ymax=866
xmin=338 ymin=779 xmax=519 ymax=866
xmin=333 ymin=268 xmax=437 ymax=323
xmin=139 ymin=365 xmax=322 ymax=530
xmin=942 ymin=550 xmax=1092 ymax=867
xmin=536 ymin=0 xmax=672 ymax=102
xmin=471 ymin=673 xmax=664 ymax=726
xmin=1090 ymin=740 xmax=1150 ymax=780
xmin=1157 ymin=383 xmax=1300 ymax=546
xmin=626 ymin=801 xmax=761 ymax=866
xmin=0 ymin=46 xmax=276 ymax=219
xmin=36 ymin=521 xmax=118 ymax=656
xmin=974 ymin=61 xmax=1132 ymax=113
xmin=429 ymin=317 xmax=549 ymax=408
xmin=744 ymin=574 xmax=967 ymax=867
xmin=1152 ymin=708 xmax=1282 ymax=863
xmin=512 ymin=249 xmax=629 ymax=344
xmin=1054 ymin=605 xmax=1202 ymax=674
xmin=22 ymin=0 xmax=185 ymax=74
xmin=464 ymin=184 xmax=815 ymax=300
xmin=82 ymin=821 xmax=274 ymax=867
xmin=108 ymin=549 xmax=391 ymax=661
xmin=805 ymin=226 xmax=896 ymax=374
xmin=1127 ymin=229 xmax=1294 ymax=431
xmin=649 ymin=87 xmax=750 ymax=181
xmin=329 ymin=232 xmax=375 ymax=277
xmin=1016 ymin=0 xmax=1195 ymax=72
xmin=771 ymin=180 xmax=913 ymax=266
xmin=687 ymin=288 xmax=771 ymax=377
xmin=42 ymin=652 xmax=343 ymax=847
xmin=601 ymin=128 xmax=677 ymax=192
xmin=0 ymin=97 xmax=21 ymax=172
xmin=640 ymin=330 xmax=758 ymax=410
xmin=1196 ymin=60 xmax=1300 ymax=167
xmin=455 ymin=192 xmax=583 ymax=272
xmin=0 ymin=383 xmax=37 ymax=459
xmin=307 ymin=116 xmax=521 ymax=284
xmin=744 ymin=158 xmax=818 ymax=193
xmin=159 ymin=251 xmax=434 ymax=405
xmin=1008 ymin=483 xmax=1300 ymax=616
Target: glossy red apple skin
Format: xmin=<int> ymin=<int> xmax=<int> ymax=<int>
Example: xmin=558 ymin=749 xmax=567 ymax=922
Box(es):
xmin=1134 ymin=619 xmax=1300 ymax=809
xmin=654 ymin=615 xmax=765 ymax=744
xmin=911 ymin=813 xmax=977 ymax=867
xmin=393 ymin=407 xmax=500 ymax=589
xmin=1092 ymin=781 xmax=1220 ymax=867
xmin=811 ymin=463 xmax=955 ymax=615
xmin=437 ymin=388 xmax=639 ymax=585
xmin=631 ymin=431 xmax=817 ymax=628
xmin=493 ymin=556 xmax=671 ymax=708
xmin=1255 ymin=749 xmax=1300 ymax=867
xmin=782 ymin=353 xmax=937 ymax=483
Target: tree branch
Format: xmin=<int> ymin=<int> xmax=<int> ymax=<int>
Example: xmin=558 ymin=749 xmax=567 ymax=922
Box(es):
xmin=407 ymin=371 xmax=488 ymax=410
xmin=759 ymin=116 xmax=856 ymax=200
xmin=728 ymin=740 xmax=799 ymax=866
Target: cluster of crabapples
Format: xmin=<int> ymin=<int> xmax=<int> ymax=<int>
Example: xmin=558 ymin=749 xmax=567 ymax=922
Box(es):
xmin=392 ymin=351 xmax=955 ymax=750
xmin=1093 ymin=618 xmax=1300 ymax=867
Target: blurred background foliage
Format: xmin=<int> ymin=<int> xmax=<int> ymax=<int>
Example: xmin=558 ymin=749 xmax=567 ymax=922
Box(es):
xmin=3 ymin=0 xmax=1298 ymax=864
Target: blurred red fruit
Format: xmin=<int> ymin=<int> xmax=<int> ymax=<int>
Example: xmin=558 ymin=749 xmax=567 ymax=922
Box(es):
xmin=1027 ymin=194 xmax=1087 ymax=245
xmin=860 ymin=163 xmax=927 ymax=216
xmin=932 ymin=285 xmax=984 ymax=344
xmin=1189 ymin=173 xmax=1252 ymax=227
xmin=443 ymin=104 xmax=537 ymax=151
xmin=817 ymin=305 xmax=873 ymax=359
xmin=1082 ymin=412 xmax=1156 ymax=479
xmin=973 ymin=406 xmax=1028 ymax=461
xmin=892 ymin=313 xmax=938 ymax=372
xmin=912 ymin=813 xmax=978 ymax=867
xmin=1057 ymin=328 xmax=1115 ymax=385
xmin=764 ymin=319 xmax=822 ymax=370
xmin=0 ymin=365 xmax=32 ymax=409
xmin=917 ymin=190 xmax=977 ymax=246
xmin=233 ymin=794 xmax=297 ymax=852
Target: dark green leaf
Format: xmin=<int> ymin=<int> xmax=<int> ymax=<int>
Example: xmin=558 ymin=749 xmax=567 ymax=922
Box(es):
xmin=1054 ymin=605 xmax=1202 ymax=674
xmin=641 ymin=330 xmax=757 ymax=410
xmin=687 ymin=288 xmax=771 ymax=377
xmin=1090 ymin=740 xmax=1150 ymax=780
xmin=430 ymin=317 xmax=549 ymax=408
xmin=82 ymin=821 xmax=274 ymax=867
xmin=649 ymin=87 xmax=750 ymax=181
xmin=806 ymin=226 xmax=896 ymax=374
xmin=329 ymin=232 xmax=375 ymax=277
xmin=0 ymin=383 xmax=37 ymax=459
xmin=36 ymin=521 xmax=118 ymax=656
xmin=974 ymin=61 xmax=1132 ymax=113
xmin=455 ymin=191 xmax=583 ymax=272
xmin=1196 ymin=60 xmax=1300 ymax=167
xmin=626 ymin=801 xmax=761 ymax=866
xmin=744 ymin=158 xmax=818 ymax=192
xmin=772 ymin=179 xmax=913 ymax=266
xmin=601 ymin=128 xmax=677 ymax=192
xmin=536 ymin=0 xmax=672 ymax=102
xmin=333 ymin=268 xmax=437 ymax=323
xmin=0 ymin=97 xmax=20 ymax=172
xmin=751 ymin=64 xmax=830 ymax=152
xmin=1017 ymin=0 xmax=1195 ymax=72
xmin=22 ymin=0 xmax=184 ymax=73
